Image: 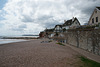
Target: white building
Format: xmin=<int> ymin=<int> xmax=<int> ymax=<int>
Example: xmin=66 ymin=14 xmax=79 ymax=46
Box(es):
xmin=88 ymin=7 xmax=100 ymax=25
xmin=54 ymin=25 xmax=63 ymax=33
xmin=62 ymin=17 xmax=81 ymax=29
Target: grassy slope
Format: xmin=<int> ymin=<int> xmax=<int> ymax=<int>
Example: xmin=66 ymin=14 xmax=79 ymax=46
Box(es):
xmin=79 ymin=56 xmax=100 ymax=67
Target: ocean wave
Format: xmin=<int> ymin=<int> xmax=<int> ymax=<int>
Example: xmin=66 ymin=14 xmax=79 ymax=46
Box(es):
xmin=0 ymin=39 xmax=27 ymax=44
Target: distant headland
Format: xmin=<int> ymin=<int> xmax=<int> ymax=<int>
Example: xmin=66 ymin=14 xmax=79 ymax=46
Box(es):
xmin=22 ymin=34 xmax=39 ymax=36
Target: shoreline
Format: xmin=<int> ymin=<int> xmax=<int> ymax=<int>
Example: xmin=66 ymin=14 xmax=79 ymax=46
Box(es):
xmin=0 ymin=39 xmax=29 ymax=45
xmin=2 ymin=37 xmax=38 ymax=39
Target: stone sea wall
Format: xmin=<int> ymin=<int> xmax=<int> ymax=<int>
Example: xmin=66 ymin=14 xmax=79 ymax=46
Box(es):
xmin=53 ymin=29 xmax=100 ymax=55
xmin=66 ymin=29 xmax=100 ymax=55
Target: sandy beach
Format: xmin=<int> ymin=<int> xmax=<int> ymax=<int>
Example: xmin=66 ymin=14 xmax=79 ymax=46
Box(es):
xmin=0 ymin=39 xmax=100 ymax=67
xmin=0 ymin=39 xmax=81 ymax=67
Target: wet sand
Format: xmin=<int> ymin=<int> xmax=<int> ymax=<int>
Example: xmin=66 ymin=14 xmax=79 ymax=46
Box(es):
xmin=0 ymin=39 xmax=81 ymax=67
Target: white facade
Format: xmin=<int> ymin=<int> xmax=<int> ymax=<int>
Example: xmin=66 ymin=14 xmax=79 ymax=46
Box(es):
xmin=62 ymin=26 xmax=69 ymax=29
xmin=50 ymin=33 xmax=55 ymax=37
xmin=55 ymin=26 xmax=62 ymax=30
xmin=71 ymin=20 xmax=80 ymax=27
xmin=54 ymin=25 xmax=62 ymax=32
xmin=88 ymin=8 xmax=100 ymax=25
xmin=70 ymin=20 xmax=80 ymax=28
xmin=63 ymin=18 xmax=80 ymax=29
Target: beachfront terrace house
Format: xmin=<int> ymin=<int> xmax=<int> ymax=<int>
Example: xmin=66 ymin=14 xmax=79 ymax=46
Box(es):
xmin=88 ymin=7 xmax=100 ymax=26
xmin=54 ymin=25 xmax=63 ymax=33
xmin=45 ymin=28 xmax=54 ymax=38
xmin=62 ymin=17 xmax=81 ymax=30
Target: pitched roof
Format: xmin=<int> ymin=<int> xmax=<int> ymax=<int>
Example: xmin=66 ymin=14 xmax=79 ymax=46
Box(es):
xmin=55 ymin=25 xmax=62 ymax=28
xmin=62 ymin=17 xmax=80 ymax=26
xmin=63 ymin=19 xmax=72 ymax=26
xmin=73 ymin=17 xmax=81 ymax=25
xmin=45 ymin=28 xmax=54 ymax=32
xmin=96 ymin=7 xmax=100 ymax=10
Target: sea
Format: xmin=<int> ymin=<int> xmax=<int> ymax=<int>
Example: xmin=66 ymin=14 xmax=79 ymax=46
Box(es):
xmin=0 ymin=35 xmax=39 ymax=44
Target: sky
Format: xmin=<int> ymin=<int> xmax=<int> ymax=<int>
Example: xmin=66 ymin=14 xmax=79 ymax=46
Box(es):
xmin=0 ymin=0 xmax=100 ymax=36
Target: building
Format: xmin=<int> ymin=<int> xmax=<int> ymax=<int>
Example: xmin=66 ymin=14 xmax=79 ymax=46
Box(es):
xmin=45 ymin=28 xmax=54 ymax=38
xmin=53 ymin=17 xmax=80 ymax=33
xmin=62 ymin=19 xmax=72 ymax=29
xmin=62 ymin=17 xmax=81 ymax=29
xmin=88 ymin=7 xmax=100 ymax=25
xmin=39 ymin=31 xmax=45 ymax=38
xmin=54 ymin=25 xmax=63 ymax=33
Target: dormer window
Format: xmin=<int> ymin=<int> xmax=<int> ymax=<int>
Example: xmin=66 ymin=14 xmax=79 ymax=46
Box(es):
xmin=96 ymin=17 xmax=98 ymax=22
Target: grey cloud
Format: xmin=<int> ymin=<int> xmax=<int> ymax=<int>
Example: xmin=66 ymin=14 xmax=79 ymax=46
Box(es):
xmin=40 ymin=18 xmax=61 ymax=28
xmin=12 ymin=28 xmax=24 ymax=31
xmin=37 ymin=15 xmax=53 ymax=21
xmin=1 ymin=0 xmax=100 ymax=35
xmin=0 ymin=23 xmax=4 ymax=28
xmin=18 ymin=24 xmax=27 ymax=28
xmin=21 ymin=15 xmax=34 ymax=22
xmin=82 ymin=7 xmax=95 ymax=14
xmin=75 ymin=0 xmax=100 ymax=15
xmin=44 ymin=22 xmax=59 ymax=28
xmin=88 ymin=0 xmax=97 ymax=2
xmin=11 ymin=24 xmax=27 ymax=31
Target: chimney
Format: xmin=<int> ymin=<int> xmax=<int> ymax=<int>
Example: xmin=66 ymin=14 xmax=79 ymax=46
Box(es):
xmin=72 ymin=17 xmax=75 ymax=21
xmin=64 ymin=20 xmax=66 ymax=23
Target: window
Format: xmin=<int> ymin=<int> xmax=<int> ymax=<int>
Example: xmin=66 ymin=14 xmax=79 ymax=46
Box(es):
xmin=96 ymin=17 xmax=98 ymax=22
xmin=92 ymin=18 xmax=94 ymax=23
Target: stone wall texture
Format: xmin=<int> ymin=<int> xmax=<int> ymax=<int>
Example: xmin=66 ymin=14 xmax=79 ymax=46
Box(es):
xmin=66 ymin=29 xmax=100 ymax=55
xmin=53 ymin=29 xmax=100 ymax=55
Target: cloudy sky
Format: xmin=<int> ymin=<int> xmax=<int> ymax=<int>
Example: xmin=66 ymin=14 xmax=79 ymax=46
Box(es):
xmin=0 ymin=0 xmax=100 ymax=36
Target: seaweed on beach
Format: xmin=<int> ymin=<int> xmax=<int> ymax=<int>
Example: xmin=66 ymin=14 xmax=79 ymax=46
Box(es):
xmin=56 ymin=42 xmax=65 ymax=46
